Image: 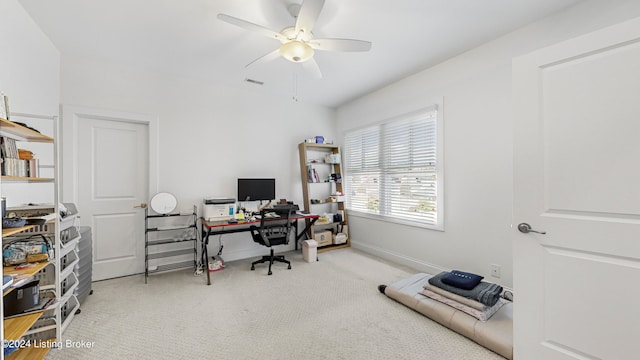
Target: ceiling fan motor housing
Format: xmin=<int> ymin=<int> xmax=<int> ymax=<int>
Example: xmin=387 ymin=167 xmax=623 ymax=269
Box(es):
xmin=280 ymin=40 xmax=314 ymax=62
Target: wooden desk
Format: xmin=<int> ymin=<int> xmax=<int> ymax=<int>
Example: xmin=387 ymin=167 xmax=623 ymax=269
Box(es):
xmin=200 ymin=212 xmax=319 ymax=285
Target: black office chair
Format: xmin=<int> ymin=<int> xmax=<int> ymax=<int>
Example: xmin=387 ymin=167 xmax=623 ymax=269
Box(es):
xmin=249 ymin=209 xmax=294 ymax=275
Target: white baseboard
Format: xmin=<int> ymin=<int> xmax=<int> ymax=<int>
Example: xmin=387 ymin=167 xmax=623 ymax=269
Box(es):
xmin=351 ymin=240 xmax=514 ymax=293
xmin=350 ymin=240 xmax=448 ymax=275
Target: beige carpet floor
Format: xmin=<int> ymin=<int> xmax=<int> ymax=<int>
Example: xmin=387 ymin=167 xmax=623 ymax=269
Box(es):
xmin=45 ymin=248 xmax=504 ymax=360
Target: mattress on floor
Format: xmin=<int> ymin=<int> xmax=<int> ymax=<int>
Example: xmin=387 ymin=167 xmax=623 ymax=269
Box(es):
xmin=383 ymin=273 xmax=513 ymax=359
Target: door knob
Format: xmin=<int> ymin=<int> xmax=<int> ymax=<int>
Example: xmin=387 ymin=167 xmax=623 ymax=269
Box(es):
xmin=134 ymin=203 xmax=147 ymax=209
xmin=518 ymin=223 xmax=546 ymax=234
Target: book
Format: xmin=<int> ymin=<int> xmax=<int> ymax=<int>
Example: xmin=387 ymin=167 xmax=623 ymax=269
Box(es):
xmin=2 ymin=157 xmax=23 ymax=176
xmin=1 ymin=137 xmax=18 ymax=158
xmin=1 ymin=136 xmax=9 ymax=157
xmin=28 ymin=159 xmax=39 ymax=177
xmin=307 ymin=165 xmax=320 ymax=183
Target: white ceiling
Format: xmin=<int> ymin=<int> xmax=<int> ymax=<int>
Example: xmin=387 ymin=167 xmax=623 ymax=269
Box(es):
xmin=20 ymin=0 xmax=583 ymax=108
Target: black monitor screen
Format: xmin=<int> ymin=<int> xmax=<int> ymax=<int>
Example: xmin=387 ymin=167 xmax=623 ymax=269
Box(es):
xmin=237 ymin=178 xmax=276 ymax=201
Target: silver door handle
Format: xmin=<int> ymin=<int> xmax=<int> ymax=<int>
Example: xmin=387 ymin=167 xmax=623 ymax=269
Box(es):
xmin=518 ymin=223 xmax=546 ymax=234
xmin=134 ymin=203 xmax=147 ymax=209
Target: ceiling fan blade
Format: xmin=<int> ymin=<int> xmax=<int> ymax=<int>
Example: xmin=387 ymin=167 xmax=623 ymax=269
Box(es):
xmin=302 ymin=58 xmax=323 ymax=79
xmin=217 ymin=13 xmax=287 ymax=42
xmin=294 ymin=0 xmax=325 ymax=37
xmin=245 ymin=49 xmax=281 ymax=68
xmin=309 ymin=38 xmax=372 ymax=52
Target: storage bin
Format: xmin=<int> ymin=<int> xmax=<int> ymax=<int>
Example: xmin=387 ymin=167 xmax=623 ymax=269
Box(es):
xmin=333 ymin=233 xmax=348 ymax=245
xmin=302 ymin=240 xmax=317 ymax=262
xmin=76 ymin=226 xmax=93 ymax=305
xmin=314 ymin=230 xmax=332 ymax=247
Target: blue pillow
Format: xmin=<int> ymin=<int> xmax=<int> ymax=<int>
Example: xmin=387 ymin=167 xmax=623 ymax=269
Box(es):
xmin=441 ymin=270 xmax=484 ymax=290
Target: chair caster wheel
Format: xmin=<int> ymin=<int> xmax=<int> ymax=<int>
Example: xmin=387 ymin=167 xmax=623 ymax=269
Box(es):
xmin=287 ymin=265 xmax=292 ymax=269
xmin=251 ymin=265 xmax=255 ymax=271
xmin=268 ymin=271 xmax=272 ymax=275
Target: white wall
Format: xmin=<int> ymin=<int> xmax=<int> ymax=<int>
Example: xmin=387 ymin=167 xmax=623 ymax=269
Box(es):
xmin=60 ymin=55 xmax=336 ymax=261
xmin=336 ymin=0 xmax=640 ymax=288
xmin=0 ymin=0 xmax=60 ymax=207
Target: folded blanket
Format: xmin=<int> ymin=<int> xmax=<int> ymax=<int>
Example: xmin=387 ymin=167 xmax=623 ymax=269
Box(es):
xmin=424 ymin=284 xmax=486 ymax=311
xmin=419 ymin=289 xmax=508 ymax=321
xmin=441 ymin=270 xmax=483 ymax=290
xmin=428 ymin=272 xmax=503 ymax=307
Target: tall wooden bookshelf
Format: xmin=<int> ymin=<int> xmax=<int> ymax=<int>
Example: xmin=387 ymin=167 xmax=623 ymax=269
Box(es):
xmin=298 ymin=142 xmax=349 ymax=253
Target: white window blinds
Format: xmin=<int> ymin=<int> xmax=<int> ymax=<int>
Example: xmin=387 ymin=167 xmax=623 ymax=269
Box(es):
xmin=344 ymin=105 xmax=442 ymax=228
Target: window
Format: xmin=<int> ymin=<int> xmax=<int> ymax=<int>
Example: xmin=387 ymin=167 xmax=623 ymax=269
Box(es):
xmin=344 ymin=104 xmax=443 ymax=230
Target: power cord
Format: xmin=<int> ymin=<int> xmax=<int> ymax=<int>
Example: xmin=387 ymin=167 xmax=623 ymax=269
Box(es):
xmin=194 ymin=235 xmax=225 ymax=276
xmin=194 ymin=265 xmax=204 ymax=276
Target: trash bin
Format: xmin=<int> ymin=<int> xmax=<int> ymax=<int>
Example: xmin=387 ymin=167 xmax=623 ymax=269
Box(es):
xmin=302 ymin=240 xmax=317 ymax=262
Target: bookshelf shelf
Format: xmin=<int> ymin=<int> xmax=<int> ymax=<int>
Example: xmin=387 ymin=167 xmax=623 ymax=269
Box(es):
xmin=2 ymin=225 xmax=37 ymax=237
xmin=0 ymin=118 xmax=54 ymax=143
xmin=1 ymin=176 xmax=54 ymax=182
xmin=3 ymin=312 xmax=44 ymax=340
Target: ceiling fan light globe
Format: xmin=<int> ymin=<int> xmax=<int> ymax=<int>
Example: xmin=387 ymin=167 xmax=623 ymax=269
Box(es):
xmin=280 ymin=41 xmax=314 ymax=63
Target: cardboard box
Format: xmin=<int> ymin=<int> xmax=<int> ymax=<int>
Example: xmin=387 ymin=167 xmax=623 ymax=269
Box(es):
xmin=314 ymin=230 xmax=332 ymax=247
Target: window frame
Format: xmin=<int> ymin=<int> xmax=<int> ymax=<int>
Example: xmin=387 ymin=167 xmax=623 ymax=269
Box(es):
xmin=343 ymin=100 xmax=444 ymax=231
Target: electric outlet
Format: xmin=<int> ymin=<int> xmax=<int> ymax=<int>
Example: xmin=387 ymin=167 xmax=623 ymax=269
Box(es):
xmin=490 ymin=264 xmax=501 ymax=278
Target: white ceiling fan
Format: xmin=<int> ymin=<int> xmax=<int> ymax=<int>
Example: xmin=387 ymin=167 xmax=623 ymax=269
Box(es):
xmin=217 ymin=0 xmax=372 ymax=78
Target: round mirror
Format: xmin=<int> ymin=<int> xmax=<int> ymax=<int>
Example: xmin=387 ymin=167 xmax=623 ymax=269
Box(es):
xmin=150 ymin=192 xmax=177 ymax=214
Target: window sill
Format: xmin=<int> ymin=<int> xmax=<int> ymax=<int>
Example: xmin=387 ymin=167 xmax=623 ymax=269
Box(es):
xmin=347 ymin=210 xmax=444 ymax=232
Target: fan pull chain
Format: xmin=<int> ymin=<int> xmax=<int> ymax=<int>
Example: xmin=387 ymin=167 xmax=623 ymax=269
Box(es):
xmin=292 ymin=73 xmax=299 ymax=102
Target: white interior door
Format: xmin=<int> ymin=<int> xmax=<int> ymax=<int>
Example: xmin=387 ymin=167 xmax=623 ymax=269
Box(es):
xmin=63 ymin=106 xmax=156 ymax=281
xmin=513 ymin=17 xmax=640 ymax=359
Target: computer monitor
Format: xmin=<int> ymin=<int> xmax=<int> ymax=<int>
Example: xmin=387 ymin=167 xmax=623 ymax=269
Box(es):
xmin=237 ymin=178 xmax=276 ymax=202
